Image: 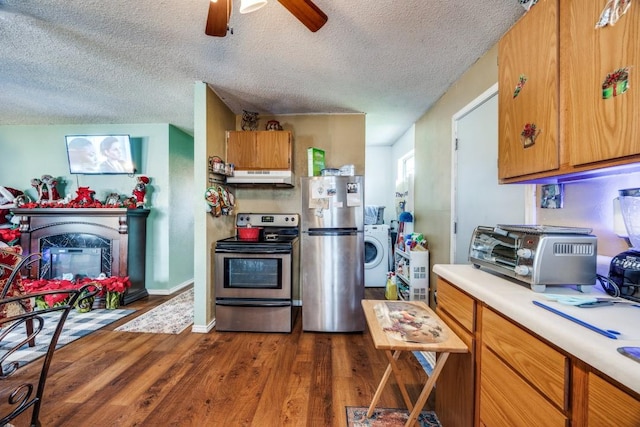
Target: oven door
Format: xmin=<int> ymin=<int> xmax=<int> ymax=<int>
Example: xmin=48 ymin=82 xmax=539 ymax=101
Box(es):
xmin=214 ymin=251 xmax=291 ymax=300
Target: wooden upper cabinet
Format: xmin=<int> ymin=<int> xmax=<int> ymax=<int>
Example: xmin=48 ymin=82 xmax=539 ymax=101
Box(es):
xmin=564 ymin=0 xmax=640 ymax=166
xmin=226 ymin=131 xmax=292 ymax=170
xmin=499 ymin=0 xmax=640 ymax=183
xmin=498 ymin=0 xmax=559 ymax=180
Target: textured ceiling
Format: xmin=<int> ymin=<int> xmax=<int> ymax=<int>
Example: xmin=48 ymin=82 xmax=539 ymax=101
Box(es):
xmin=0 ymin=0 xmax=524 ymax=146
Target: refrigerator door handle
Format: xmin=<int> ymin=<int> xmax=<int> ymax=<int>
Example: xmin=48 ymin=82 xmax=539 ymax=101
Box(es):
xmin=308 ymin=228 xmax=359 ymax=236
xmin=308 ymin=230 xmax=358 ymax=237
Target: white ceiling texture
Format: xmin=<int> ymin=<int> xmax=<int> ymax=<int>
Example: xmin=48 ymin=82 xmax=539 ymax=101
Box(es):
xmin=0 ymin=0 xmax=525 ymax=146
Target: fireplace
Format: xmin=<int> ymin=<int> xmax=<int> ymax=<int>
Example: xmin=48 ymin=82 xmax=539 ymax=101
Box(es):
xmin=12 ymin=208 xmax=150 ymax=304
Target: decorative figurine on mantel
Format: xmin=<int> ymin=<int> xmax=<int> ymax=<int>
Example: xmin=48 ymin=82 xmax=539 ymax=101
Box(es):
xmin=104 ymin=193 xmax=122 ymax=207
xmin=31 ymin=174 xmax=62 ymax=203
xmin=131 ymin=176 xmax=150 ymax=208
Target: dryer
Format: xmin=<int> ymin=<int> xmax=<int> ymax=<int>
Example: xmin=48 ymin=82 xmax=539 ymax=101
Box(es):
xmin=364 ymin=224 xmax=391 ymax=287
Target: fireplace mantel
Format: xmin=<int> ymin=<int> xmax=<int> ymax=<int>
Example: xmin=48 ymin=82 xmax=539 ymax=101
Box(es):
xmin=12 ymin=208 xmax=150 ymax=304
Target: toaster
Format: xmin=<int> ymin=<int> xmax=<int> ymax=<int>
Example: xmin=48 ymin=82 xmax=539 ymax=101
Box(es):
xmin=469 ymin=225 xmax=598 ymax=292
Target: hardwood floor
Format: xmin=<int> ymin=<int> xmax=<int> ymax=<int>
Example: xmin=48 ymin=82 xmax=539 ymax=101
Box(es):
xmin=5 ymin=288 xmax=430 ymax=426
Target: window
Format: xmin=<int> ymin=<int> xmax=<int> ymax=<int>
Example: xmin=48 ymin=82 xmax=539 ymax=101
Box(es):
xmin=395 ymin=150 xmax=415 ymax=214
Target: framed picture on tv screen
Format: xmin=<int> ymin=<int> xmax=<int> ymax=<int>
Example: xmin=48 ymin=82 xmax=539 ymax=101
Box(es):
xmin=65 ymin=134 xmax=135 ymax=174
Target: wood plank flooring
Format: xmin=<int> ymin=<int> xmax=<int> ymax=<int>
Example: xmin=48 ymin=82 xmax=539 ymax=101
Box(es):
xmin=4 ymin=288 xmax=430 ymax=426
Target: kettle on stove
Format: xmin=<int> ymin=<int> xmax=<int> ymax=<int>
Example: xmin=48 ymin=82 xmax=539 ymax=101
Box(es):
xmin=608 ymin=188 xmax=640 ymax=302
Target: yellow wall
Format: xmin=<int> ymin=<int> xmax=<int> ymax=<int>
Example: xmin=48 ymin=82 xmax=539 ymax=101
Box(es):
xmin=193 ymin=82 xmax=236 ymax=330
xmin=413 ymin=45 xmax=499 ymax=303
xmin=233 ymin=113 xmax=366 ymax=214
xmin=233 ymin=113 xmax=366 ymax=301
xmin=193 ymin=104 xmax=365 ymax=328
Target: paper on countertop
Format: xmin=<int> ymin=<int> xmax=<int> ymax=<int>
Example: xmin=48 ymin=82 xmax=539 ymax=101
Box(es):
xmin=543 ymin=294 xmax=599 ymax=305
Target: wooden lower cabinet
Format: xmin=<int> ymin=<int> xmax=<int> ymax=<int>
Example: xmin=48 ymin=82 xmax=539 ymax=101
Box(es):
xmin=482 ymin=308 xmax=567 ymax=410
xmin=435 ymin=309 xmax=475 ymax=426
xmin=587 ymin=373 xmax=640 ymax=426
xmin=435 ymin=275 xmax=640 ymax=427
xmin=480 ymin=307 xmax=568 ymax=426
xmin=573 ymin=361 xmax=640 ymax=427
xmin=479 ymin=345 xmax=568 ymax=426
xmin=435 ymin=278 xmax=475 ymax=426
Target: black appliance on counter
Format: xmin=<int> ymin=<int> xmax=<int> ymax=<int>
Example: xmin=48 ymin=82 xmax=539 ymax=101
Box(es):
xmin=607 ymin=188 xmax=640 ymax=303
xmin=214 ymin=213 xmax=299 ymax=333
xmin=608 ymin=250 xmax=640 ymax=303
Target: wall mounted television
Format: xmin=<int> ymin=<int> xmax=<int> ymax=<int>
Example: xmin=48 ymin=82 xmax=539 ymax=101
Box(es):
xmin=65 ymin=134 xmax=136 ymax=175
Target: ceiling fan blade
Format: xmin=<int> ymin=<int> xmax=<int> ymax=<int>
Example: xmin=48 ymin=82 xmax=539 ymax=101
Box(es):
xmin=277 ymin=0 xmax=327 ymax=32
xmin=205 ymin=0 xmax=232 ymax=37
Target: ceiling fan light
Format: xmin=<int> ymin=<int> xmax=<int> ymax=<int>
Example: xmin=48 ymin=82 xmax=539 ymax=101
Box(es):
xmin=239 ymin=0 xmax=267 ymax=14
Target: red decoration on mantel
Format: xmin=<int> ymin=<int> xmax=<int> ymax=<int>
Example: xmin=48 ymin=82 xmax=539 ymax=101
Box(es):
xmin=18 ymin=177 xmax=152 ymax=210
xmin=72 ymin=187 xmax=96 ymax=205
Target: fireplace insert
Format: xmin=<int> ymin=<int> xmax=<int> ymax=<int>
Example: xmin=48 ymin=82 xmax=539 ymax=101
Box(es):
xmin=47 ymin=247 xmax=102 ymax=280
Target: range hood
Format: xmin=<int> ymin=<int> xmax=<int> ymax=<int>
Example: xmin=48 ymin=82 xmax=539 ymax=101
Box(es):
xmin=226 ymin=170 xmax=295 ymax=187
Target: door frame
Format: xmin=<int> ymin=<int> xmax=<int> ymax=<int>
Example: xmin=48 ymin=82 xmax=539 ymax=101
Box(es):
xmin=450 ymin=83 xmax=536 ymax=262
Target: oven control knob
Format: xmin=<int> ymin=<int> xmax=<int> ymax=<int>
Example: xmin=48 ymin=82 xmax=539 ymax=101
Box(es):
xmin=517 ymin=248 xmax=533 ymax=259
xmin=514 ymin=265 xmax=530 ymax=276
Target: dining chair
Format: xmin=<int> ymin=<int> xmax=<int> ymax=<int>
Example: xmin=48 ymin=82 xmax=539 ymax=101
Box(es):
xmin=0 ymin=247 xmax=41 ymax=347
xmin=0 ymin=282 xmax=96 ymax=426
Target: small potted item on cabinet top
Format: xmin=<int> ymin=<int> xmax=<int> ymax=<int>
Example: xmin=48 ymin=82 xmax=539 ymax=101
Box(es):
xmin=266 ymin=120 xmax=283 ymax=131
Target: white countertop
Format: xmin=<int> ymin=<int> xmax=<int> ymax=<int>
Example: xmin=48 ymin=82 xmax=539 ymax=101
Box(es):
xmin=433 ymin=264 xmax=640 ymax=395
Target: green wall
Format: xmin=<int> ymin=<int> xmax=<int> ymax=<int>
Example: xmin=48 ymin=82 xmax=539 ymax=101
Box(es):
xmin=168 ymin=125 xmax=195 ymax=289
xmin=0 ymin=123 xmax=194 ymax=294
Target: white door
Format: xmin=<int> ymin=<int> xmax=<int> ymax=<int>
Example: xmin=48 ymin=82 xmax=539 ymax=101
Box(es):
xmin=452 ymin=85 xmax=533 ymax=264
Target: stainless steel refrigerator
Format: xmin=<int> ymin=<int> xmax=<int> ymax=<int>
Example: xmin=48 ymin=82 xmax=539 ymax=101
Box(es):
xmin=301 ymin=175 xmax=365 ymax=332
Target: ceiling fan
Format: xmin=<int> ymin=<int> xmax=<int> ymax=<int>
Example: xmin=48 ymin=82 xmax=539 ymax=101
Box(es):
xmin=205 ymin=0 xmax=328 ymax=37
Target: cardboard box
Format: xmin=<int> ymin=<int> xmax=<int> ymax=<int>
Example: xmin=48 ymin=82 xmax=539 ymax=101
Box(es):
xmin=307 ymin=147 xmax=325 ymax=176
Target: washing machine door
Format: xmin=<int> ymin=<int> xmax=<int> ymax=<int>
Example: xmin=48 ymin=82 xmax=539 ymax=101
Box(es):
xmin=364 ymin=236 xmax=384 ymax=269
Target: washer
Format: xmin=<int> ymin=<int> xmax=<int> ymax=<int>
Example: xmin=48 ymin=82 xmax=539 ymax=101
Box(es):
xmin=364 ymin=224 xmax=391 ymax=287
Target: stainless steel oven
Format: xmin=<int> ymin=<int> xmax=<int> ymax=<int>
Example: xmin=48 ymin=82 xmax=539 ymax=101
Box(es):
xmin=214 ymin=213 xmax=299 ymax=332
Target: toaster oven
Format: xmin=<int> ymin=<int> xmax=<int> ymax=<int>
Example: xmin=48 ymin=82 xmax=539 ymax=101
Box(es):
xmin=469 ymin=225 xmax=598 ymax=292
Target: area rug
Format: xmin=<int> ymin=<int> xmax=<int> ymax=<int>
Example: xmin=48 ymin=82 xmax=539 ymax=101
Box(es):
xmin=1 ymin=308 xmax=135 ymax=368
xmin=346 ymin=406 xmax=441 ymax=427
xmin=115 ymin=288 xmax=193 ymax=334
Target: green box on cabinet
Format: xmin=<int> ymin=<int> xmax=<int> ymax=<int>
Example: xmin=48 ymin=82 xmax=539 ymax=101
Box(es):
xmin=307 ymin=147 xmax=325 ymax=176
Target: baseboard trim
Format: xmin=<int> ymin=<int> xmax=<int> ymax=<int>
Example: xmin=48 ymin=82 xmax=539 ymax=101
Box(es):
xmin=192 ymin=319 xmax=216 ymax=334
xmin=146 ymin=279 xmax=193 ymax=296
